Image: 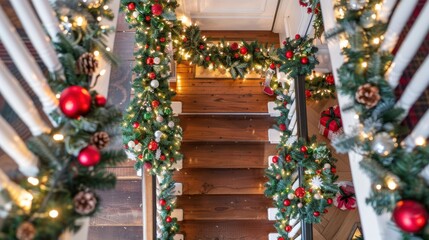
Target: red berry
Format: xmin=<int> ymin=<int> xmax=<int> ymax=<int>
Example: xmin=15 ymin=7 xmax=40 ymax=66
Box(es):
xmin=316 ymin=169 xmax=322 ymax=175
xmin=165 ymin=216 xmax=172 ymax=223
xmin=145 ymin=15 xmax=151 ymax=21
xmin=230 ymin=42 xmax=239 ymax=51
xmin=159 ymin=199 xmax=167 ymax=206
xmin=269 ymin=63 xmax=276 ymax=70
xmin=240 ymin=46 xmax=248 ymax=55
xmin=285 ymin=225 xmax=292 ymax=232
xmin=313 ymin=211 xmax=320 ymax=217
xmin=272 ymin=156 xmax=279 ymax=163
xmin=234 ymin=53 xmax=240 ymax=59
xmin=166 ymin=206 xmax=171 ymax=211
xmin=134 ymin=140 xmax=139 ymax=144
xmin=205 ymin=56 xmax=211 ymax=61
xmin=307 ymin=7 xmax=312 ymax=13
xmin=295 ymin=34 xmax=301 ymax=40
xmin=146 ymin=57 xmax=154 ymax=65
xmin=156 ymin=45 xmax=161 ymax=51
xmin=331 ymin=167 xmax=337 ymax=174
xmin=145 ymin=44 xmax=149 ymax=49
xmin=199 ymin=44 xmax=205 ymax=50
xmin=138 ymin=154 xmax=143 ymax=159
xmin=279 ymin=123 xmax=287 ymax=131
xmin=286 ymin=154 xmax=292 ymax=162
xmin=283 ymin=199 xmax=291 ymax=206
xmin=170 ymin=157 xmax=175 ymax=162
xmin=285 ymin=50 xmax=293 ymax=59
xmin=160 ymin=155 xmax=166 ymax=161
xmin=305 ymin=89 xmax=312 ymax=98
xmin=301 ymin=57 xmax=309 ymax=64
xmin=95 ymin=94 xmax=107 ymax=107
xmin=327 ymin=198 xmax=333 ymax=205
xmin=127 ymin=2 xmax=136 ymax=11
xmin=282 ymin=40 xmax=287 ymax=45
xmin=148 ymin=72 xmax=156 ymax=79
xmin=160 ymin=37 xmax=166 ymax=43
xmin=300 ymin=146 xmax=308 ymax=153
xmin=133 ymin=122 xmax=140 ymax=128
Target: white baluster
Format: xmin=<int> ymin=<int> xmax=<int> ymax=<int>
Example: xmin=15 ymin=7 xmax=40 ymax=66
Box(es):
xmin=288 ymin=100 xmax=296 ymax=119
xmin=0 ymin=6 xmax=58 ymax=117
xmin=288 ymin=111 xmax=297 ymax=131
xmin=31 ymin=0 xmax=62 ymax=42
xmin=0 ymin=169 xmax=33 ymax=212
xmin=403 ymin=110 xmax=429 ymax=149
xmin=386 ymin=3 xmax=429 ymax=88
xmin=10 ymin=0 xmax=62 ymax=73
xmin=395 ymin=56 xmax=429 ymax=118
xmin=0 ymin=60 xmax=50 ymax=136
xmin=0 ymin=116 xmax=39 ymax=177
xmin=380 ymin=0 xmax=418 ymax=52
xmin=378 ymin=0 xmax=399 ymax=22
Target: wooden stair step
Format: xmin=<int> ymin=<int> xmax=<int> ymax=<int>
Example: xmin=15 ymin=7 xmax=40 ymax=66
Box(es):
xmin=88 ymin=226 xmax=142 ymax=240
xmin=91 ymin=180 xmax=142 ymax=226
xmin=176 ymin=195 xmax=271 ymax=220
xmin=174 ymin=169 xmax=266 ymax=195
xmin=181 ymin=142 xmax=275 ymax=169
xmin=179 ymin=115 xmax=274 ymax=142
xmin=180 ymin=220 xmax=275 ymax=240
xmin=174 ymin=94 xmax=270 ymax=113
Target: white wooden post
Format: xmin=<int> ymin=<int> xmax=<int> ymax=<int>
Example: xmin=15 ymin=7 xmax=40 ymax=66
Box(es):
xmin=0 ymin=116 xmax=39 ymax=177
xmin=31 ymin=0 xmax=62 ymax=42
xmin=0 ymin=60 xmax=50 ymax=136
xmin=0 ymin=6 xmax=58 ymax=117
xmin=320 ymin=0 xmax=401 ymax=238
xmin=10 ymin=0 xmax=62 ymax=73
xmin=0 ymin=169 xmax=33 ymax=211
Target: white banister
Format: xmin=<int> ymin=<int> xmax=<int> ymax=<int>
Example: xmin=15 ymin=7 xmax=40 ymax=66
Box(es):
xmin=386 ymin=2 xmax=429 ymax=88
xmin=0 ymin=60 xmax=50 ymax=136
xmin=10 ymin=0 xmax=62 ymax=73
xmin=0 ymin=169 xmax=33 ymax=211
xmin=289 ymin=111 xmax=297 ymax=131
xmin=380 ymin=0 xmax=418 ymax=52
xmin=378 ymin=0 xmax=398 ymax=22
xmin=0 ymin=116 xmax=39 ymax=177
xmin=0 ymin=6 xmax=58 ymax=116
xmin=320 ymin=0 xmax=399 ymax=238
xmin=31 ymin=0 xmax=62 ymax=42
xmin=403 ymin=110 xmax=429 ymax=149
xmin=395 ymin=56 xmax=429 ymax=118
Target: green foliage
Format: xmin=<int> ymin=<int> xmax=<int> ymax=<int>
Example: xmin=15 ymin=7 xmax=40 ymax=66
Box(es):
xmin=305 ymin=73 xmax=336 ymax=100
xmin=298 ymin=0 xmax=324 ymax=38
xmin=327 ymin=0 xmax=429 ymax=238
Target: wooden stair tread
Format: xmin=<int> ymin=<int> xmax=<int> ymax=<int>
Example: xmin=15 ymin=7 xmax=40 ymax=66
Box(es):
xmin=174 ymin=169 xmax=266 ymax=195
xmin=88 ymin=226 xmax=142 ymax=240
xmin=181 ymin=142 xmax=275 ymax=169
xmin=176 ymin=195 xmax=271 ymax=220
xmin=91 ymin=180 xmax=142 ymax=226
xmin=179 ymin=115 xmax=273 ymax=142
xmin=175 ymin=94 xmax=270 ymax=113
xmin=180 ymin=220 xmax=275 ymax=240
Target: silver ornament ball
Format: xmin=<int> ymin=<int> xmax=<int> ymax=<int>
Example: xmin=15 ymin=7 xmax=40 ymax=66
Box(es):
xmin=150 ymin=80 xmax=159 ymax=88
xmin=154 ymin=130 xmax=163 ymax=138
xmin=371 ymin=132 xmax=395 ymax=156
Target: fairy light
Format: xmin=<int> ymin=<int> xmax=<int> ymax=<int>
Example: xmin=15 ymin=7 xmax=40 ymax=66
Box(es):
xmin=94 ymin=51 xmax=100 ymax=57
xmin=53 ymin=133 xmax=64 ymax=141
xmin=27 ymin=177 xmax=39 ymax=186
xmin=361 ymin=62 xmax=368 ymax=68
xmin=386 ymin=178 xmax=398 ymax=190
xmin=76 ymin=16 xmax=84 ymax=26
xmin=372 ymin=37 xmax=380 ymax=45
xmin=49 ymin=209 xmax=59 ymax=218
xmin=18 ymin=192 xmax=33 ymax=211
xmin=415 ymin=136 xmax=426 ymax=146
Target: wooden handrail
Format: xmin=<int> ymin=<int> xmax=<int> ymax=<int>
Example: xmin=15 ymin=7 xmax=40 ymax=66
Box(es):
xmin=142 ymin=169 xmax=155 ymax=240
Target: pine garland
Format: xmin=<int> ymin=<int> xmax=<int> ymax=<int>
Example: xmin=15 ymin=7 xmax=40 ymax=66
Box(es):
xmin=0 ymin=1 xmax=127 ymax=239
xmin=299 ymin=0 xmax=324 ymax=39
xmin=328 ymin=0 xmax=429 ymax=238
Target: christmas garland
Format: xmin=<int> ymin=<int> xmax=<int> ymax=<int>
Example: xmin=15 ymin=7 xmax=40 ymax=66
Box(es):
xmin=305 ymin=73 xmax=336 ymax=100
xmin=265 ymin=86 xmax=338 ymax=238
xmin=327 ymin=0 xmax=429 ymax=238
xmin=121 ymin=0 xmax=182 ymax=238
xmin=299 ymin=0 xmax=324 ymax=39
xmin=0 ymin=1 xmax=127 ymax=239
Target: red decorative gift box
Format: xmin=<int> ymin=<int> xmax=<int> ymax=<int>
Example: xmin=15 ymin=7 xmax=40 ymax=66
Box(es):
xmin=318 ymin=105 xmax=343 ymax=140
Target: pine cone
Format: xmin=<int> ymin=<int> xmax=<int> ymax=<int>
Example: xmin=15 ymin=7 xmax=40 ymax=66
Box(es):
xmin=355 ymin=83 xmax=380 ymax=108
xmin=73 ymin=191 xmax=97 ymax=215
xmin=90 ymin=131 xmax=110 ymax=149
xmin=76 ymin=52 xmax=98 ymax=75
xmin=16 ymin=222 xmax=36 ymax=240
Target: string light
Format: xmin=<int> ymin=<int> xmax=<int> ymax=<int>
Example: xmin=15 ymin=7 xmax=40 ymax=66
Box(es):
xmin=49 ymin=210 xmax=59 ymax=218
xmin=76 ymin=16 xmax=84 ymax=26
xmin=53 ymin=134 xmax=64 ymax=141
xmin=415 ymin=136 xmax=426 ymax=146
xmin=27 ymin=177 xmax=39 ymax=186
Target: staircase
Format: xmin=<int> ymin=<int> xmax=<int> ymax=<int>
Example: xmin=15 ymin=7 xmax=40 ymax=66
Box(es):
xmin=172 ymin=62 xmax=276 ymax=238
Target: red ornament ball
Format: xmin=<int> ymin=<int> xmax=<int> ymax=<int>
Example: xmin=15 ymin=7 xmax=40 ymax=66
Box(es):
xmin=305 ymin=89 xmax=312 ymax=98
xmin=283 ymin=199 xmax=291 ymax=206
xmin=301 ymin=57 xmax=309 ymax=64
xmin=234 ymin=53 xmax=240 ymax=59
xmin=307 ymin=7 xmax=313 ymax=14
xmin=269 ymin=63 xmax=276 ymax=70
xmin=95 ymin=94 xmax=107 ymax=107
xmin=205 ymin=56 xmax=211 ymax=62
xmin=165 ymin=216 xmax=172 ymax=223
xmin=151 ymin=100 xmax=160 ymax=108
xmin=159 ymin=199 xmax=167 ymax=206
xmin=272 ymin=156 xmax=279 ymax=163
xmin=327 ymin=198 xmax=333 ymax=205
xmin=148 ymin=72 xmax=156 ymax=79
xmin=285 ymin=50 xmax=294 ymax=59
xmin=285 ymin=225 xmax=292 ymax=232
xmin=199 ymin=44 xmax=205 ymax=50
xmin=160 ymin=155 xmax=166 ymax=161
xmin=278 ymin=237 xmax=285 ymax=240
xmin=160 ymin=37 xmax=166 ymax=43
xmin=295 ymin=34 xmax=301 ymax=40
xmin=145 ymin=15 xmax=151 ymax=21
xmin=146 ymin=57 xmax=154 ymax=65
xmin=283 ymin=40 xmax=287 ymax=45
xmin=240 ymin=46 xmax=248 ymax=55
xmin=127 ymin=2 xmax=136 ymax=11
xmin=295 ymin=187 xmax=306 ymax=198
xmin=59 ymin=86 xmax=92 ymax=119
xmin=151 ymin=3 xmax=163 ymax=16
xmin=78 ymin=145 xmax=101 ymax=167
xmin=331 ymin=167 xmax=337 ymax=174
xmin=138 ymin=154 xmax=143 ymax=159
xmin=166 ymin=205 xmax=171 ymax=211
xmin=326 ymin=75 xmax=335 ymax=85
xmin=133 ymin=122 xmax=140 ymax=129
xmin=300 ymin=146 xmax=308 ymax=153
xmin=279 ymin=123 xmax=287 ymax=131
xmin=286 ymin=154 xmax=292 ymax=162
xmin=230 ymin=42 xmax=239 ymax=51
xmin=144 ymin=162 xmax=152 ymax=170
xmin=156 ymin=45 xmax=161 ymax=51
xmin=148 ymin=140 xmax=158 ymax=151
xmin=393 ymin=200 xmax=428 ymax=233
xmin=313 ymin=211 xmax=320 ymax=217
xmin=183 ymin=37 xmax=188 ymax=43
